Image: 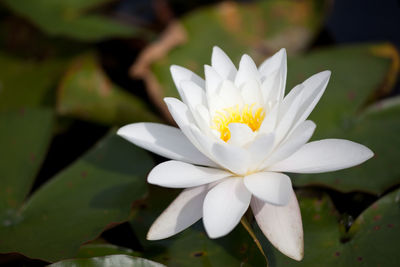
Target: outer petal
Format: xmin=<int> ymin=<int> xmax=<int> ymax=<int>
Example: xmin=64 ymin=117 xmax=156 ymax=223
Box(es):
xmin=148 ymin=160 xmax=231 ymax=188
xmin=244 ymin=172 xmax=292 ymax=206
xmin=204 ymin=65 xmax=223 ymax=96
xmin=234 ymin=54 xmax=260 ymax=88
xmin=251 ymin=190 xmax=304 ymax=261
xmin=117 ymin=123 xmax=216 ymax=167
xmin=211 ymin=142 xmax=250 ymax=175
xmin=247 ymin=133 xmax=275 ymax=171
xmin=269 ymin=139 xmax=374 ymax=173
xmin=203 ymin=178 xmax=251 ymax=238
xmin=259 ymin=48 xmax=287 ymax=103
xmin=170 ymin=65 xmax=205 ymax=99
xmin=164 ymin=97 xmax=209 ymax=157
xmin=147 ymin=183 xmax=213 ymax=240
xmin=260 ymin=120 xmax=316 ymax=169
xmin=211 ymin=46 xmax=237 ymax=80
xmin=291 ymin=71 xmax=331 ymax=130
xmin=273 ymin=86 xmax=304 ymax=144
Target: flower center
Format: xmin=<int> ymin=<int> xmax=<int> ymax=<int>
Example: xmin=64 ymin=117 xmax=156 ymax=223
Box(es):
xmin=212 ymin=104 xmax=265 ymax=142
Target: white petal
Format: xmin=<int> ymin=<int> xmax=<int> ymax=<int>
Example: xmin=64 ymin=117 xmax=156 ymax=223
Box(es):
xmin=117 ymin=123 xmax=215 ymax=167
xmin=211 ymin=46 xmax=237 ymax=80
xmin=291 ymin=71 xmax=331 ymax=130
xmin=227 ymin=123 xmax=255 ymax=147
xmin=170 ymin=65 xmax=205 ymax=99
xmin=246 ymin=133 xmax=275 ymax=170
xmin=259 ymin=48 xmax=287 ymax=78
xmin=204 ymin=65 xmax=222 ymax=96
xmin=203 ymin=178 xmax=251 ymax=238
xmin=164 ymin=97 xmax=194 ymax=129
xmin=259 ymin=48 xmax=287 ymax=102
xmin=244 ymin=172 xmax=292 ymax=205
xmin=180 ymin=80 xmax=207 ymax=108
xmin=234 ymin=54 xmax=260 ymax=88
xmin=260 ymin=120 xmax=315 ymax=169
xmin=212 ymin=142 xmax=250 ymax=175
xmin=147 ymin=184 xmax=212 ymax=240
xmin=180 ymin=81 xmax=211 ymax=134
xmin=251 ymin=190 xmax=303 ymax=261
xmin=164 ymin=97 xmax=207 ymax=155
xmin=148 ymin=160 xmax=231 ymax=188
xmin=269 ymin=139 xmax=374 ymax=173
xmin=217 ymin=80 xmax=244 ymax=109
xmin=259 ymin=102 xmax=279 ymax=134
xmin=274 ymin=86 xmax=304 ymax=143
xmin=240 ymin=78 xmax=263 ymax=105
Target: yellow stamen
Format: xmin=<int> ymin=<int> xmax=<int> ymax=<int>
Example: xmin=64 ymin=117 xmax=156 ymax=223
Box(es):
xmin=212 ymin=104 xmax=265 ymax=142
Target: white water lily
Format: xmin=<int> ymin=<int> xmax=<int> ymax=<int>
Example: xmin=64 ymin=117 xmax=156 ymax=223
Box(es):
xmin=118 ymin=47 xmax=373 ymax=261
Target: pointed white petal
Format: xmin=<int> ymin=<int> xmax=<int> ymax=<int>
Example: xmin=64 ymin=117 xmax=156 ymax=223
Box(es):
xmin=234 ymin=54 xmax=260 ymax=88
xmin=211 ymin=46 xmax=237 ymax=80
xmin=269 ymin=139 xmax=374 ymax=173
xmin=227 ymin=123 xmax=255 ymax=147
xmin=240 ymin=78 xmax=263 ymax=105
xmin=203 ymin=178 xmax=251 ymax=238
xmin=259 ymin=102 xmax=279 ymax=134
xmin=170 ymin=65 xmax=205 ymax=99
xmin=204 ymin=65 xmax=223 ymax=96
xmin=247 ymin=133 xmax=275 ymax=170
xmin=292 ymin=71 xmax=331 ymax=129
xmin=148 ymin=160 xmax=231 ymax=188
xmin=147 ymin=184 xmax=212 ymax=240
xmin=217 ymin=80 xmax=244 ymax=108
xmin=244 ymin=172 xmax=292 ymax=205
xmin=180 ymin=80 xmax=207 ymax=108
xmin=180 ymin=81 xmax=211 ymax=134
xmin=274 ymin=86 xmax=304 ymax=143
xmin=259 ymin=48 xmax=287 ymax=77
xmin=251 ymin=190 xmax=304 ymax=261
xmin=259 ymin=48 xmax=287 ymax=102
xmin=212 ymin=142 xmax=250 ymax=175
xmin=117 ymin=123 xmax=215 ymax=166
xmin=260 ymin=120 xmax=315 ymax=169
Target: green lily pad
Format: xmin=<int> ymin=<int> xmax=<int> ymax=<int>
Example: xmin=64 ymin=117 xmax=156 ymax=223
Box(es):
xmin=130 ymin=186 xmax=266 ymax=266
xmin=77 ymin=244 xmax=141 ymax=258
xmin=288 ymin=44 xmax=400 ymax=194
xmin=0 ymin=109 xmax=153 ymax=262
xmin=0 ymin=108 xmax=54 ymax=211
xmin=142 ymin=0 xmax=327 ymax=111
xmin=263 ymin=188 xmax=400 ymax=266
xmin=2 ymin=0 xmax=146 ymax=41
xmin=57 ymin=53 xmax=160 ymax=126
xmin=287 ymin=43 xmax=398 ymax=137
xmin=294 ymin=96 xmax=400 ymax=194
xmin=49 ymin=255 xmax=166 ymax=267
xmin=0 ymin=52 xmax=66 ymax=111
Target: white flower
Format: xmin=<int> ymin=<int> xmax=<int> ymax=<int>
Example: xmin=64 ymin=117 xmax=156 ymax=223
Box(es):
xmin=118 ymin=47 xmax=373 ymax=261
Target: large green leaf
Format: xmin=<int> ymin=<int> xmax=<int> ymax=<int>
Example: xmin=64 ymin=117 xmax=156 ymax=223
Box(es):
xmin=0 ymin=52 xmax=65 ymax=111
xmin=77 ymin=244 xmax=141 ymax=258
xmin=0 ymin=108 xmax=54 ymax=211
xmin=288 ymin=44 xmax=400 ymax=194
xmin=49 ymin=255 xmax=166 ymax=267
xmin=2 ymin=0 xmax=146 ymax=41
xmin=140 ymin=0 xmax=327 ymax=110
xmin=287 ymin=43 xmax=398 ymax=137
xmin=57 ymin=53 xmax=160 ymax=125
xmin=263 ymin=188 xmax=400 ymax=266
xmin=0 ymin=112 xmax=153 ymax=262
xmin=130 ymin=186 xmax=266 ymax=266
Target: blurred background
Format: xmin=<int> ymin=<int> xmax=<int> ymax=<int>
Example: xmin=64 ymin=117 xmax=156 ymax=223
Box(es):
xmin=0 ymin=0 xmax=399 ymax=266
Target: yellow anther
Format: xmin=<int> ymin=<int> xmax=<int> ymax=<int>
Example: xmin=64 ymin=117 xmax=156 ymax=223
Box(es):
xmin=212 ymin=104 xmax=265 ymax=142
